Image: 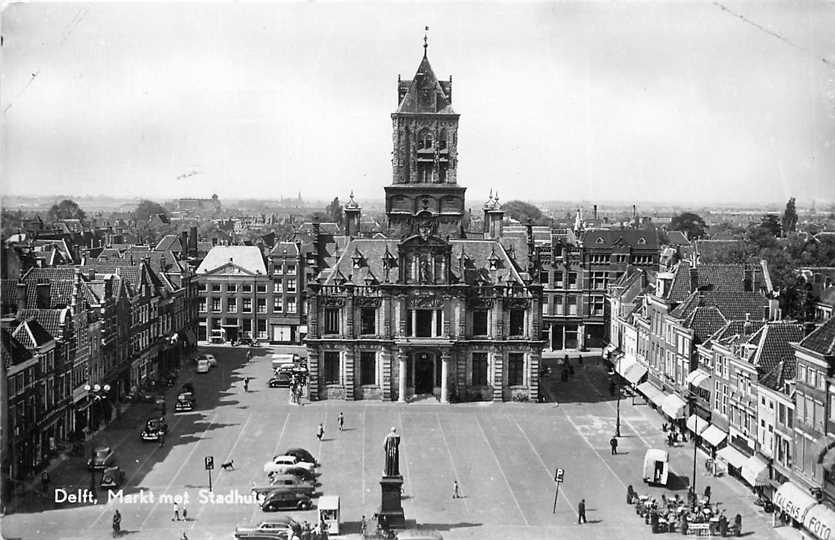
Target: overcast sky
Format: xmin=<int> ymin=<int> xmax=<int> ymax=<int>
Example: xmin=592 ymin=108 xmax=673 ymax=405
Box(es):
xmin=2 ymin=1 xmax=834 ymax=206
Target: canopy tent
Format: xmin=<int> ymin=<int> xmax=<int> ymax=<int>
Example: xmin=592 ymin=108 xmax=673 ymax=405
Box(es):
xmin=661 ymin=394 xmax=688 ymax=419
xmin=700 ymin=425 xmax=728 ymax=447
xmin=741 ymin=455 xmax=769 ymax=486
xmin=773 ymin=482 xmax=817 ymax=523
xmin=685 ymin=369 xmax=711 ymax=388
xmin=717 ymin=445 xmax=748 ymax=469
xmin=638 ymin=382 xmax=667 ymax=407
xmin=624 ymin=363 xmax=648 ymax=385
xmin=686 ymin=414 xmax=709 ymax=435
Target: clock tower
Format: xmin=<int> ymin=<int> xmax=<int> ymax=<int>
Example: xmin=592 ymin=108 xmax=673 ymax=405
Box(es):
xmin=385 ymin=39 xmax=465 ymax=238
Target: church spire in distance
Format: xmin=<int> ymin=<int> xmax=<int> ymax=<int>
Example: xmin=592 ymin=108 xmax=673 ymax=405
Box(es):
xmin=423 ymin=26 xmax=429 ymax=58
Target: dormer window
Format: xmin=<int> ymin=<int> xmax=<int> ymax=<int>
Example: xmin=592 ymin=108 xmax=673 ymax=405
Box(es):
xmin=638 ymin=237 xmax=647 ymax=245
xmin=596 ymin=236 xmax=605 ymax=244
xmin=487 ymin=248 xmax=500 ymax=271
xmin=351 ymin=248 xmax=365 ymax=269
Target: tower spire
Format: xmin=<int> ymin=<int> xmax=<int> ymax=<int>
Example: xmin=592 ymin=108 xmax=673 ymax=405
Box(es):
xmin=423 ymin=26 xmax=429 ymax=58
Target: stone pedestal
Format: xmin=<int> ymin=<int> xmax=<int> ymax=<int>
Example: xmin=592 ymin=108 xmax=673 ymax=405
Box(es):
xmin=379 ymin=475 xmax=405 ymax=528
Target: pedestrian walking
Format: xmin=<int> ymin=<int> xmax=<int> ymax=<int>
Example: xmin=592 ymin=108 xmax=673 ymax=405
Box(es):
xmin=180 ymin=531 xmax=189 ymax=540
xmin=244 ymin=377 xmax=250 ymax=392
xmin=452 ymin=479 xmax=461 ymax=499
xmin=610 ymin=436 xmax=618 ymax=455
xmin=316 ymin=423 xmax=324 ymax=441
xmin=337 ymin=412 xmax=344 ymax=432
xmin=703 ymin=485 xmax=711 ymax=504
xmin=41 ymin=471 xmax=50 ymax=492
xmin=360 ymin=515 xmax=367 ymax=536
xmin=577 ymin=498 xmax=587 ymax=524
xmin=172 ymin=501 xmax=180 ymax=521
xmin=159 ymin=432 xmax=166 ymax=447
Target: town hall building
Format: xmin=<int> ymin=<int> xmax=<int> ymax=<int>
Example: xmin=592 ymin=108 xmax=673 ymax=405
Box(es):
xmin=305 ymin=41 xmax=545 ymax=402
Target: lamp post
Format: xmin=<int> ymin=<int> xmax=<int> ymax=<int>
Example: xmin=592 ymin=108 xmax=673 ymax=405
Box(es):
xmin=84 ymin=383 xmax=111 ymax=495
xmin=689 ymin=392 xmax=698 ymax=507
xmin=615 ymin=353 xmax=622 ymax=437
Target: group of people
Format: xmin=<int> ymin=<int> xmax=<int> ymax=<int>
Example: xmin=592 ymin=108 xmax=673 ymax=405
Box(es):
xmin=627 ymin=484 xmax=742 ymax=536
xmin=290 ymin=370 xmax=307 ymax=405
xmin=662 ymin=423 xmax=687 ymax=447
xmin=288 ymin=518 xmax=329 ymax=540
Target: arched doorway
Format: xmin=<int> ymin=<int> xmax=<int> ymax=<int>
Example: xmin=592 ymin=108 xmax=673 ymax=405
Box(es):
xmin=414 ymin=352 xmax=435 ymax=395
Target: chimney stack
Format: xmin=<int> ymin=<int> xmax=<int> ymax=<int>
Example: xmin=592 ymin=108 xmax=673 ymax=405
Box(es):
xmin=593 ymin=204 xmax=598 ymax=221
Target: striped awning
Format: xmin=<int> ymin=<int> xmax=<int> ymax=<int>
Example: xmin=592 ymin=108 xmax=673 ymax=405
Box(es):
xmin=638 ymin=382 xmax=667 ymax=407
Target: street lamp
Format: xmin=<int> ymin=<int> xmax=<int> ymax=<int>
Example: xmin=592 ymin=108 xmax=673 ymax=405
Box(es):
xmin=615 ymin=353 xmax=622 ymax=437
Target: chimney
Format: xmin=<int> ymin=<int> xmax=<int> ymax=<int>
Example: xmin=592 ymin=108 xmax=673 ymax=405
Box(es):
xmin=189 ymin=225 xmax=198 ymax=256
xmin=16 ymin=282 xmax=26 ymax=310
xmin=593 ymin=204 xmax=598 ymax=221
xmin=743 ymin=312 xmax=752 ymax=336
xmin=180 ymin=231 xmax=188 ymax=255
xmin=632 ymin=204 xmax=637 ymax=220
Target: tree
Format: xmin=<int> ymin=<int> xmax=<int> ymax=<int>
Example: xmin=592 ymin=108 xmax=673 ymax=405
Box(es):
xmin=132 ymin=199 xmax=171 ymax=245
xmin=47 ymin=199 xmax=86 ymax=222
xmin=133 ymin=199 xmax=167 ymax=223
xmin=669 ymin=212 xmax=707 ymax=240
xmin=758 ymin=214 xmax=782 ymax=238
xmin=502 ymin=200 xmax=545 ymax=224
xmin=325 ymin=197 xmax=343 ymax=227
xmin=781 ymin=197 xmax=798 ymax=237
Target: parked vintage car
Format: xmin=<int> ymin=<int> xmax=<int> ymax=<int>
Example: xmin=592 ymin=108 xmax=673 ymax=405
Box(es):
xmin=261 ymin=474 xmax=315 ymax=496
xmin=277 ymin=466 xmax=317 ymax=483
xmin=263 ymin=455 xmax=315 ymax=475
xmin=283 ymin=448 xmax=316 ymax=465
xmin=196 ymin=358 xmax=211 ymax=374
xmin=175 ymin=383 xmax=196 ymax=413
xmin=100 ymin=466 xmax=124 ymax=488
xmin=198 ymin=353 xmax=217 ymax=368
xmin=88 ymin=446 xmax=115 ymax=470
xmin=234 ymin=517 xmax=300 ymax=539
xmin=268 ymin=369 xmax=292 ymax=388
xmin=140 ymin=417 xmax=168 ymax=441
xmin=260 ymin=490 xmax=312 ymax=512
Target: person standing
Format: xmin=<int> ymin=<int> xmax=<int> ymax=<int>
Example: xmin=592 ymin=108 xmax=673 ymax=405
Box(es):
xmin=577 ymin=498 xmax=587 ymax=524
xmin=360 ymin=515 xmax=367 ymax=536
xmin=610 ymin=436 xmax=618 ymax=455
xmin=172 ymin=501 xmax=180 ymax=521
xmin=452 ymin=480 xmax=461 ymax=499
xmin=244 ymin=377 xmax=250 ymax=392
xmin=337 ymin=412 xmax=344 ymax=432
xmin=703 ymin=485 xmax=711 ymax=504
xmin=316 ymin=423 xmax=324 ymax=441
xmin=112 ymin=509 xmax=121 ymax=537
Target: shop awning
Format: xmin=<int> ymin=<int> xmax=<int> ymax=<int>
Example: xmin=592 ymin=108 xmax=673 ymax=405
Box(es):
xmin=774 ymin=482 xmax=818 ymax=523
xmin=685 ymin=369 xmax=711 ymax=388
xmin=686 ymin=414 xmax=709 ymax=435
xmin=701 ymin=425 xmax=728 ymax=447
xmin=741 ymin=455 xmax=770 ymax=486
xmin=804 ymin=504 xmax=835 ymax=540
xmin=624 ymin=363 xmax=648 ymax=385
xmin=717 ymin=445 xmax=749 ymax=469
xmin=615 ymin=355 xmax=637 ymax=377
xmin=638 ymin=382 xmax=667 ymax=407
xmin=604 ymin=343 xmax=618 ymax=356
xmin=661 ymin=394 xmax=688 ymax=419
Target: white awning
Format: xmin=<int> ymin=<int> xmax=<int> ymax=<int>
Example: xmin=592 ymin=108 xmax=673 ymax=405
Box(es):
xmin=686 ymin=414 xmax=709 ymax=435
xmin=615 ymin=355 xmax=637 ymax=377
xmin=717 ymin=445 xmax=749 ymax=469
xmin=624 ymin=363 xmax=648 ymax=385
xmin=804 ymin=504 xmax=835 ymax=540
xmin=604 ymin=343 xmax=618 ymax=355
xmin=774 ymin=482 xmax=818 ymax=523
xmin=638 ymin=382 xmax=667 ymax=407
xmin=741 ymin=455 xmax=769 ymax=486
xmin=661 ymin=394 xmax=688 ymax=419
xmin=701 ymin=425 xmax=728 ymax=447
xmin=685 ymin=369 xmax=711 ymax=388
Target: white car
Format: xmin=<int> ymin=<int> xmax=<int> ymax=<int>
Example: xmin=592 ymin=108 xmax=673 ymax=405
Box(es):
xmin=263 ymin=455 xmax=315 ymax=475
xmin=198 ymin=354 xmax=217 ymax=368
xmin=196 ymin=359 xmax=210 ymax=373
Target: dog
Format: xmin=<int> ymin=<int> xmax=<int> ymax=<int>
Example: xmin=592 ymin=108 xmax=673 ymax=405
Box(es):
xmin=221 ymin=460 xmax=235 ymax=471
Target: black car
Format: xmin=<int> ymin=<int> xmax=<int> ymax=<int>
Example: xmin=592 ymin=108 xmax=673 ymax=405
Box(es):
xmin=283 ymin=448 xmax=316 ymax=465
xmin=140 ymin=417 xmax=168 ymax=441
xmin=277 ymin=466 xmax=317 ymax=483
xmin=260 ymin=490 xmax=312 ymax=512
xmin=268 ymin=370 xmax=292 ymax=388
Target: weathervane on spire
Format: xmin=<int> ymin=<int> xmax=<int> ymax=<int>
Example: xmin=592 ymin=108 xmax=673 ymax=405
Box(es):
xmin=423 ymin=26 xmax=429 ymax=57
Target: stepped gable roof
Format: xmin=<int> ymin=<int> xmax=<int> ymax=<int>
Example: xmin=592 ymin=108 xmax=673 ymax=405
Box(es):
xmin=666 ymin=231 xmax=690 ymax=246
xmin=396 ymin=54 xmax=455 ymax=115
xmin=12 ymin=318 xmax=54 ymax=349
xmin=270 ymin=242 xmax=299 ymax=256
xmin=17 ymin=308 xmax=69 ymax=338
xmin=745 ymin=322 xmax=805 ymax=375
xmin=799 ymin=316 xmax=835 ymax=356
xmin=155 ymin=235 xmax=183 ymax=252
xmin=197 ymin=246 xmax=266 ymax=275
xmin=581 ymin=228 xmax=659 ymax=250
xmin=1 ymin=328 xmax=33 ymax=366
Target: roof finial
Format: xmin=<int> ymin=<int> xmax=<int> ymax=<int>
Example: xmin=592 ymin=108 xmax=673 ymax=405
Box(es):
xmin=423 ymin=26 xmax=429 ymax=57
